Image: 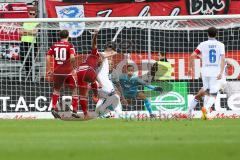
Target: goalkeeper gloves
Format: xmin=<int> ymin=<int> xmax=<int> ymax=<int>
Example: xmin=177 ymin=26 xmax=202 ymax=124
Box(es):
xmin=146 ymin=85 xmax=163 ymax=92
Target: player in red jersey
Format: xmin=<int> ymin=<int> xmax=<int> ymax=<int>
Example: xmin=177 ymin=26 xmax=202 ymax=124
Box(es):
xmin=74 ymin=30 xmax=117 ymax=119
xmin=46 ymin=30 xmax=78 ymax=118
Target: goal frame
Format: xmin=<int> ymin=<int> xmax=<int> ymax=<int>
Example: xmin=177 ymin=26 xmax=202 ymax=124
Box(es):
xmin=0 ymin=15 xmax=240 ymax=119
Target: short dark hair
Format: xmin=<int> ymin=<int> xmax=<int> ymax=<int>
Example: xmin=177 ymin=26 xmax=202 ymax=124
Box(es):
xmin=59 ymin=30 xmax=69 ymax=39
xmin=127 ymin=64 xmax=134 ymax=69
xmin=105 ymin=41 xmax=116 ymax=51
xmin=208 ymin=27 xmax=217 ymax=38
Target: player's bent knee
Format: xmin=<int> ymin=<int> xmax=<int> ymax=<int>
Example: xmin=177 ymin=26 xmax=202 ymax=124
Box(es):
xmin=53 ymin=89 xmax=60 ymax=94
xmin=138 ymin=92 xmax=146 ymax=99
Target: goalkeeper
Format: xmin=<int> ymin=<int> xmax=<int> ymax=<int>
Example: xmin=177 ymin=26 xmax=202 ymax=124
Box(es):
xmin=116 ymin=64 xmax=161 ymax=117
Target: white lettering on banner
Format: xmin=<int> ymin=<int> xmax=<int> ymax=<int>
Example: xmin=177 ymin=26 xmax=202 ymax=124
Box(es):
xmin=15 ymin=96 xmax=28 ymax=112
xmin=115 ymin=57 xmax=239 ymax=80
xmin=0 ymin=97 xmax=10 ymax=111
xmin=215 ymin=94 xmax=227 ymax=111
xmin=35 ymin=96 xmax=47 ymax=112
xmin=0 ymin=23 xmax=19 ymax=34
xmin=178 ymin=59 xmax=201 ymax=79
xmin=0 ymin=93 xmax=239 ymax=112
xmin=12 ymin=7 xmax=27 ymax=11
xmin=97 ymin=9 xmax=112 ymax=17
xmin=48 ymin=96 xmax=73 ymax=111
xmin=189 ymin=0 xmax=225 ymax=15
xmin=227 ymin=58 xmax=240 ymax=79
xmin=97 ymin=6 xmax=180 ymax=30
xmin=152 ymin=92 xmax=185 ymax=111
xmin=0 ymin=3 xmax=8 ymax=11
xmin=179 ymin=59 xmax=190 ymax=80
xmin=228 ymin=93 xmax=240 ymax=111
xmin=139 ymin=5 xmax=150 ymax=17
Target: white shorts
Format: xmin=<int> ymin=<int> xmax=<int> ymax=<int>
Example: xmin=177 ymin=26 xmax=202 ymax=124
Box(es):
xmin=202 ymin=76 xmax=221 ymax=94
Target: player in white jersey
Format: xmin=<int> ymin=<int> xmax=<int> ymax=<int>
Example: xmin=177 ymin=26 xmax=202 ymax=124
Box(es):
xmin=94 ymin=43 xmax=122 ymax=117
xmin=189 ymin=27 xmax=225 ymax=120
xmin=188 ymin=59 xmax=230 ymax=118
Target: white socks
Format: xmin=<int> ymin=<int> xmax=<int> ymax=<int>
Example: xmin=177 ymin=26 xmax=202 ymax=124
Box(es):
xmin=188 ymin=98 xmax=199 ymax=117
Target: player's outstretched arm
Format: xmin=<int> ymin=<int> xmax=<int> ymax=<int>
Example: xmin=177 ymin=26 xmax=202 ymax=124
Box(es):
xmin=92 ymin=30 xmax=99 ymax=49
xmin=217 ymin=54 xmax=225 ymax=80
xmin=137 ymin=77 xmax=147 ymax=85
xmin=46 ymin=55 xmax=53 ymax=75
xmin=70 ymin=54 xmax=76 ymax=69
xmin=188 ymin=51 xmax=198 ymax=77
xmin=136 ymin=77 xmax=161 ymax=92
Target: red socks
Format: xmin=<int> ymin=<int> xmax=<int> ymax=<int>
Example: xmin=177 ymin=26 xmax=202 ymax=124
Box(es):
xmin=52 ymin=94 xmax=79 ymax=113
xmin=72 ymin=96 xmax=78 ymax=112
xmin=51 ymin=93 xmax=59 ymax=110
xmin=80 ymin=98 xmax=88 ymax=115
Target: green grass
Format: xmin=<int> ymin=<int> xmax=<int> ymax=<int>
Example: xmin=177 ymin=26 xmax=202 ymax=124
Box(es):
xmin=0 ymin=119 xmax=239 ymax=160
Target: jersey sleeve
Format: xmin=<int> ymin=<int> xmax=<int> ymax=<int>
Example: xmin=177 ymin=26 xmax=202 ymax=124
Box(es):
xmin=91 ymin=48 xmax=99 ymax=56
xmin=220 ymin=43 xmax=225 ymax=55
xmin=69 ymin=44 xmax=76 ymax=55
xmin=195 ymin=43 xmax=202 ymax=55
xmin=47 ymin=46 xmax=54 ymax=56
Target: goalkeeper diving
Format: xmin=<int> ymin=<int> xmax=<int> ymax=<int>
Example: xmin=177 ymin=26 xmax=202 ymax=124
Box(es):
xmin=115 ymin=64 xmax=162 ymax=118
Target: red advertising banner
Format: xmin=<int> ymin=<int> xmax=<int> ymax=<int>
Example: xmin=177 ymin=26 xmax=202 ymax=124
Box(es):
xmin=46 ymin=0 xmax=240 ymax=18
xmin=0 ymin=3 xmax=28 ymax=41
xmin=0 ymin=3 xmax=28 ymax=12
xmin=0 ymin=3 xmax=28 ymax=18
xmin=116 ymin=52 xmax=240 ymax=80
xmin=0 ymin=23 xmax=21 ymax=41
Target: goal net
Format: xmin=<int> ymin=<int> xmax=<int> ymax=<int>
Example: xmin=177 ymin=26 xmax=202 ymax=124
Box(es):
xmin=0 ymin=15 xmax=240 ymax=119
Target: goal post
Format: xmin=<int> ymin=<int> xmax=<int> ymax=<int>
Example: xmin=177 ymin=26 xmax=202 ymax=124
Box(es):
xmin=0 ymin=15 xmax=240 ymax=119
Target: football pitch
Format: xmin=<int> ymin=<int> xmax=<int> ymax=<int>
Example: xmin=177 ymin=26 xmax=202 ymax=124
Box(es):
xmin=0 ymin=119 xmax=239 ymax=160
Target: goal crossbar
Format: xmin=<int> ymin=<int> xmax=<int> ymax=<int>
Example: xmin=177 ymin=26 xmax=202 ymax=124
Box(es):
xmin=0 ymin=14 xmax=240 ymax=23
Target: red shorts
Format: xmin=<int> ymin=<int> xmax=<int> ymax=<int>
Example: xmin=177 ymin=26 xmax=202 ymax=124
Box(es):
xmin=53 ymin=74 xmax=76 ymax=90
xmin=76 ymin=66 xmax=97 ymax=97
xmin=76 ymin=66 xmax=97 ymax=84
